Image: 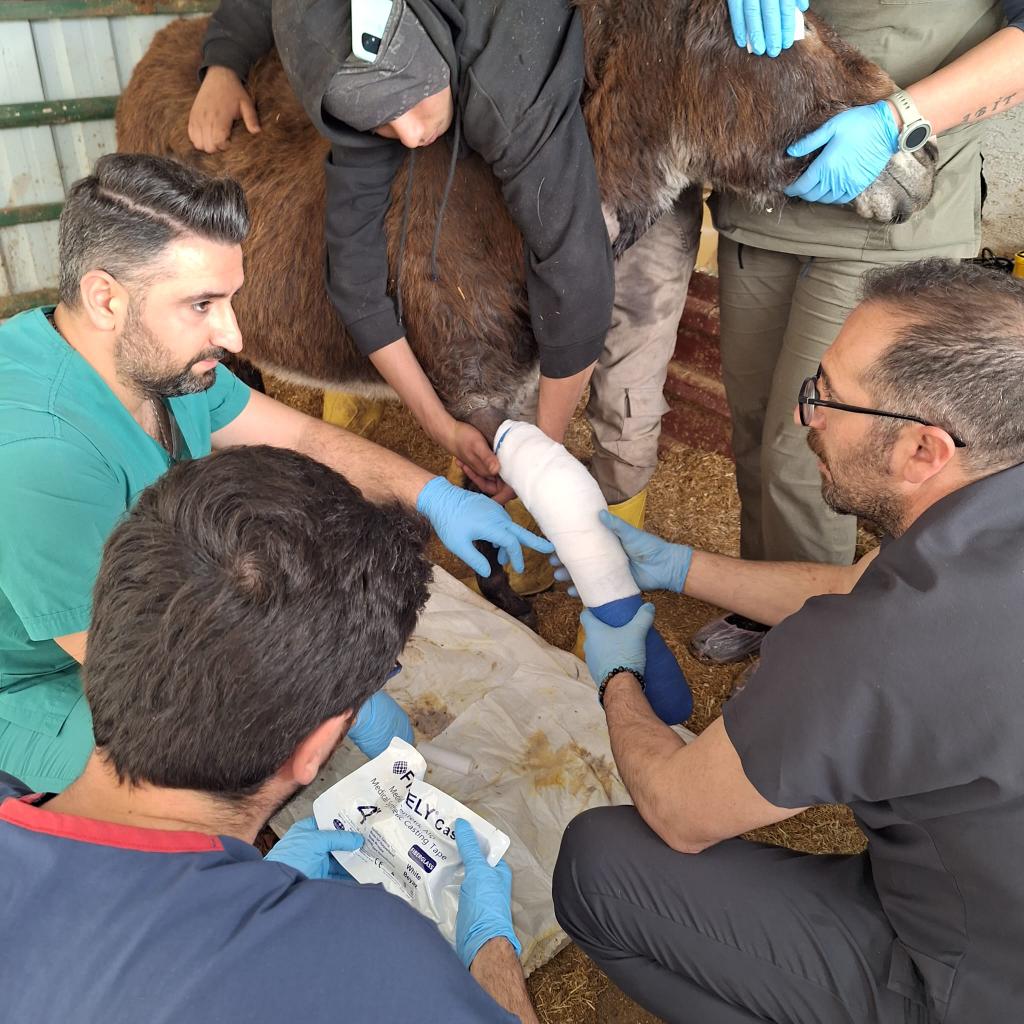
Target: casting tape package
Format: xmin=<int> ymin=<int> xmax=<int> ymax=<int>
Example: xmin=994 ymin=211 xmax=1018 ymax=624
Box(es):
xmin=312 ymin=737 xmax=510 ymax=944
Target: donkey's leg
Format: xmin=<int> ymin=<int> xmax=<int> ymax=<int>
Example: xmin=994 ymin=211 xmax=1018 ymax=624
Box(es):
xmin=471 ymin=540 xmax=537 ymax=630
xmin=455 ymin=373 xmax=543 ymax=627
xmin=222 ymin=354 xmax=266 ymax=394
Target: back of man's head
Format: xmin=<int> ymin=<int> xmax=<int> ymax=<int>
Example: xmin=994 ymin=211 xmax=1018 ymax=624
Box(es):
xmin=57 ymin=153 xmax=249 ymax=308
xmin=84 ymin=445 xmax=431 ymax=798
xmin=862 ymin=260 xmax=1024 ymax=474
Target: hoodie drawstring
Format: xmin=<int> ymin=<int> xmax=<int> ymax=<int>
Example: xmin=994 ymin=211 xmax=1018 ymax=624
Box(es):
xmin=430 ymin=104 xmax=462 ymax=283
xmin=394 ymin=103 xmax=463 ymax=325
xmin=395 ymin=147 xmax=417 ymax=327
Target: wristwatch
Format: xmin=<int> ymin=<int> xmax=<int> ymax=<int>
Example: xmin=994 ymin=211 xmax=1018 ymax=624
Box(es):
xmin=887 ymin=90 xmax=932 ymax=153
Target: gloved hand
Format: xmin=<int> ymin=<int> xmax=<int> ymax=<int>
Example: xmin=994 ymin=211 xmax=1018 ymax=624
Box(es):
xmin=348 ymin=691 xmax=413 ymax=759
xmin=264 ymin=816 xmax=363 ymax=879
xmin=580 ymin=601 xmax=655 ymax=691
xmin=600 ymin=510 xmax=693 ymax=593
xmin=550 ymin=510 xmax=693 ymax=595
xmin=453 ymin=819 xmax=521 ymax=968
xmin=727 ymin=0 xmax=809 ymax=57
xmin=784 ymin=100 xmax=899 ymax=205
xmin=416 ymin=476 xmax=553 ymax=577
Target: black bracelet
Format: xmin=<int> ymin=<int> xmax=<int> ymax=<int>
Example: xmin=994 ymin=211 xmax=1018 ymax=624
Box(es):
xmin=598 ymin=667 xmax=645 ymax=707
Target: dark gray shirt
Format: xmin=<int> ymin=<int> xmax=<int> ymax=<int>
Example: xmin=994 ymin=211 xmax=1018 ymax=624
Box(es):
xmin=1005 ymin=0 xmax=1024 ymax=27
xmin=724 ymin=463 xmax=1024 ymax=1022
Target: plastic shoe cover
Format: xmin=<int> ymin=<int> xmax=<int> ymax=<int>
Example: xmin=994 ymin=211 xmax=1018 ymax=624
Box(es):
xmin=688 ymin=613 xmax=769 ymax=664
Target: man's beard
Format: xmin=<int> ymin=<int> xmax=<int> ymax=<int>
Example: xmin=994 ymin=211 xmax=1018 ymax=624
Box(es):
xmin=807 ymin=428 xmax=906 ymax=537
xmin=115 ymin=300 xmax=226 ymax=398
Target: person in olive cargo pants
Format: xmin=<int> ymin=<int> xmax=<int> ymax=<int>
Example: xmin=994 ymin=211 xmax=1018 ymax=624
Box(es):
xmin=692 ymin=0 xmax=1024 ymax=664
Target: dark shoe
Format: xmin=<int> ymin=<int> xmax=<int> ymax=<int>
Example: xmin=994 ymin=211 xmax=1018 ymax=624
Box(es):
xmin=688 ymin=613 xmax=769 ymax=664
xmin=967 ymin=247 xmax=1015 ymax=274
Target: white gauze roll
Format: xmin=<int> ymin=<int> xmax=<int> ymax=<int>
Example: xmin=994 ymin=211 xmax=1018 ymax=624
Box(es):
xmin=494 ymin=421 xmax=638 ymax=608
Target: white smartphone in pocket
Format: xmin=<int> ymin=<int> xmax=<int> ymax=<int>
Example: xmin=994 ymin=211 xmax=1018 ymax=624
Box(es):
xmin=351 ymin=0 xmax=394 ymax=62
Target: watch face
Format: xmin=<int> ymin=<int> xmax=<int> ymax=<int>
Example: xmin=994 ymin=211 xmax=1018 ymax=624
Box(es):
xmin=905 ymin=124 xmax=930 ymax=151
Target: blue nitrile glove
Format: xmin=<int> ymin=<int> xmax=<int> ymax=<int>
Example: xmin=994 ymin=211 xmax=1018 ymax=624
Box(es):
xmin=580 ymin=602 xmax=655 ymax=693
xmin=728 ymin=0 xmax=809 ymax=57
xmin=264 ymin=816 xmax=364 ymax=879
xmin=599 ymin=510 xmax=692 ymax=593
xmin=550 ymin=511 xmax=692 ymax=596
xmin=453 ymin=819 xmax=521 ymax=968
xmin=784 ymin=100 xmax=899 ymax=205
xmin=348 ymin=691 xmax=413 ymax=759
xmin=416 ymin=476 xmax=553 ymax=577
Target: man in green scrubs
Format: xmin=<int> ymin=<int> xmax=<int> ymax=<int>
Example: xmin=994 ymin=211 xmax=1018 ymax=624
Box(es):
xmin=0 ymin=313 xmax=249 ymax=790
xmin=0 ymin=152 xmax=550 ymax=792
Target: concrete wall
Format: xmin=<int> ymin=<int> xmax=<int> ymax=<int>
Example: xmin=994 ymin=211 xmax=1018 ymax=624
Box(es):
xmin=981 ymin=103 xmax=1024 ymax=257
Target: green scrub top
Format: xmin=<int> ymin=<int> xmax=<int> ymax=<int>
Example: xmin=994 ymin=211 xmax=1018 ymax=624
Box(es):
xmin=0 ymin=307 xmax=251 ymax=737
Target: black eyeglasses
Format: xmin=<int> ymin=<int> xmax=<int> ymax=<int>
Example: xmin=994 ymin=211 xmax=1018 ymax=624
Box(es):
xmin=797 ymin=365 xmax=965 ymax=448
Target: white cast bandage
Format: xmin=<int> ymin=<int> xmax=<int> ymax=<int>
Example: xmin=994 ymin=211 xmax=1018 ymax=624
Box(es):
xmin=493 ymin=421 xmax=638 ymax=609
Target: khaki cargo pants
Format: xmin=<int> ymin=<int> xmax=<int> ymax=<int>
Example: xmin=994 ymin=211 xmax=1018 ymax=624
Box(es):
xmin=588 ymin=186 xmax=703 ymax=505
xmin=717 ymin=239 xmax=889 ymax=564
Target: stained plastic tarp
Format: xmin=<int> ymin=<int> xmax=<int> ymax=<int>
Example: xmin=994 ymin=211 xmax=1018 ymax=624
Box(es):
xmin=272 ymin=567 xmax=694 ymax=973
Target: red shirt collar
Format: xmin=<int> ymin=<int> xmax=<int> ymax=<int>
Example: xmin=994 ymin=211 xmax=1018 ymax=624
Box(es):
xmin=0 ymin=793 xmax=225 ymax=854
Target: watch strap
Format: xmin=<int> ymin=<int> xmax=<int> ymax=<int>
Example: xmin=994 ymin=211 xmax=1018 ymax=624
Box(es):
xmin=888 ymin=89 xmax=921 ymax=128
xmin=887 ymin=90 xmax=932 ymax=152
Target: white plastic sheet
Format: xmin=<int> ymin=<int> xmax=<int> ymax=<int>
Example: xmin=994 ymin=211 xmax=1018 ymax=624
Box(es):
xmin=272 ymin=567 xmax=694 ymax=973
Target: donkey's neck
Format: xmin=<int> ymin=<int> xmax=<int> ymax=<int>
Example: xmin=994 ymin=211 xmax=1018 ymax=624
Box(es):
xmin=577 ymin=0 xmax=698 ymax=250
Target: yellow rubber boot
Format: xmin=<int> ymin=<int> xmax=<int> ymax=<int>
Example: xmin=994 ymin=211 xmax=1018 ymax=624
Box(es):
xmin=504 ymin=497 xmax=556 ymax=595
xmin=445 ymin=456 xmax=467 ymax=487
xmin=606 ymin=488 xmax=649 ymax=531
xmin=573 ymin=488 xmax=649 ymax=660
xmin=323 ymin=390 xmax=384 ymax=438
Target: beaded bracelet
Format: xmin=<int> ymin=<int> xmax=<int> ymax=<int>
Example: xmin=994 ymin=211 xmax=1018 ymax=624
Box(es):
xmin=598 ymin=667 xmax=645 ymax=708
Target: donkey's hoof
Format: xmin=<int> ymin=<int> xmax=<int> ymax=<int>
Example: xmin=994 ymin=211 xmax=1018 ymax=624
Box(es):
xmin=475 ymin=570 xmax=537 ymax=629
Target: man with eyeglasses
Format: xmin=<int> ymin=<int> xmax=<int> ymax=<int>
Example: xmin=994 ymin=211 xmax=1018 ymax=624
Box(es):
xmin=552 ymin=259 xmax=1024 ymax=1021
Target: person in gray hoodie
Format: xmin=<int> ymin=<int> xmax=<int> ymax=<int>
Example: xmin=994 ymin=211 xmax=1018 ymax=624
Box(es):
xmin=190 ymin=0 xmax=618 ymax=498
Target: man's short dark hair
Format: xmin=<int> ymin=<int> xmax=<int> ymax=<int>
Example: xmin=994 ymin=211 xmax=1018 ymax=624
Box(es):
xmin=58 ymin=153 xmax=249 ymax=307
xmin=861 ymin=259 xmax=1024 ymax=473
xmin=84 ymin=446 xmax=431 ymax=798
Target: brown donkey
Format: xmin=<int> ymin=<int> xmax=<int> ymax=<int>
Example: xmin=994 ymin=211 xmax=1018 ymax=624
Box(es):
xmin=116 ymin=2 xmax=935 ymax=442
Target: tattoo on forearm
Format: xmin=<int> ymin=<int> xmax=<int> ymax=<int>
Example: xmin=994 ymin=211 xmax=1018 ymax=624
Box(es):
xmin=959 ymin=92 xmax=1019 ymax=125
